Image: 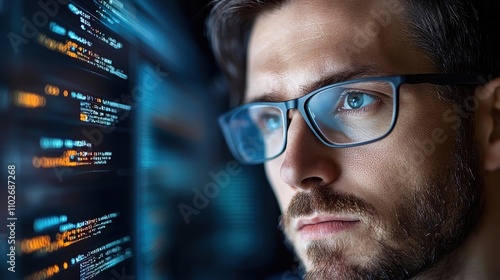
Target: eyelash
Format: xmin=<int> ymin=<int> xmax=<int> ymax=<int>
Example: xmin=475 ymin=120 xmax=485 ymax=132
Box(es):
xmin=336 ymin=91 xmax=382 ymax=115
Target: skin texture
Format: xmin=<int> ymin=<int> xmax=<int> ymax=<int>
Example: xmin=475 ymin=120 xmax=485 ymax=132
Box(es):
xmin=244 ymin=0 xmax=500 ymax=279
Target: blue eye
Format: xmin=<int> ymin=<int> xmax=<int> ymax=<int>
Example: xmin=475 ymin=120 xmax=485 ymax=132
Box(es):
xmin=258 ymin=113 xmax=282 ymax=134
xmin=264 ymin=114 xmax=281 ymax=132
xmin=341 ymin=91 xmax=378 ymax=110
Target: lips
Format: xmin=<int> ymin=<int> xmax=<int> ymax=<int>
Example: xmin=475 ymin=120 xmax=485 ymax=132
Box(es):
xmin=295 ymin=214 xmax=360 ymax=241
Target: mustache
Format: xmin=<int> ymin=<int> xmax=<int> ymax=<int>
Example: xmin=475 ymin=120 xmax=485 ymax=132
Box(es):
xmin=281 ymin=187 xmax=377 ymax=227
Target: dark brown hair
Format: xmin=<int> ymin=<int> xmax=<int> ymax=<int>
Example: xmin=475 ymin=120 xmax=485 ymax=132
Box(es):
xmin=207 ymin=0 xmax=499 ymax=105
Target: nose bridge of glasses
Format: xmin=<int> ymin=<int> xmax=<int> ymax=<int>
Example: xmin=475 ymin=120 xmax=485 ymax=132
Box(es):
xmin=282 ymin=98 xmax=308 ymax=125
xmin=281 ymin=96 xmax=322 ymax=144
xmin=284 ymin=98 xmax=299 ymax=110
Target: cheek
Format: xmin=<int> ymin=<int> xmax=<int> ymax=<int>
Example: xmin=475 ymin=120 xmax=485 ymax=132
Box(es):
xmin=339 ymin=96 xmax=457 ymax=217
xmin=389 ymin=91 xmax=457 ymax=177
xmin=338 ymin=144 xmax=411 ymax=222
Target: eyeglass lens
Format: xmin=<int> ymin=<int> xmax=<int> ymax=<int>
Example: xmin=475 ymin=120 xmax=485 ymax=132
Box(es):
xmin=225 ymin=80 xmax=395 ymax=162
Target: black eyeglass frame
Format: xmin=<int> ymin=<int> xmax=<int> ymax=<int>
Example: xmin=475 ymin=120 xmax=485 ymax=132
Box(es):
xmin=219 ymin=73 xmax=483 ymax=164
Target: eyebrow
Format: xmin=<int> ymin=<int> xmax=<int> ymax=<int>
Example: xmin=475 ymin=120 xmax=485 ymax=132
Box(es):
xmin=246 ymin=65 xmax=387 ymax=103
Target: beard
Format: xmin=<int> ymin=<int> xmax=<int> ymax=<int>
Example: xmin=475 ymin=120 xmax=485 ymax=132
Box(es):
xmin=279 ymin=121 xmax=484 ymax=280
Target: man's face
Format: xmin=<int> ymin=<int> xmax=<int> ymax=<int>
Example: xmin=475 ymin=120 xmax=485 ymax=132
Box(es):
xmin=245 ymin=0 xmax=482 ymax=279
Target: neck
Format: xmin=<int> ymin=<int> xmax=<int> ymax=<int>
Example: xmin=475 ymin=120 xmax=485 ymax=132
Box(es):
xmin=417 ymin=172 xmax=500 ymax=280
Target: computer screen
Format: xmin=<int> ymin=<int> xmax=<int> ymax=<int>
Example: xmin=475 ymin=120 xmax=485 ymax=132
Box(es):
xmin=1 ymin=1 xmax=135 ymax=279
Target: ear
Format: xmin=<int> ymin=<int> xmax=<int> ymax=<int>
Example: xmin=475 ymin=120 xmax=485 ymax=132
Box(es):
xmin=475 ymin=78 xmax=500 ymax=171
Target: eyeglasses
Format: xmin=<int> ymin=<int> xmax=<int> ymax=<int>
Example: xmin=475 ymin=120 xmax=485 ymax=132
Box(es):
xmin=219 ymin=74 xmax=482 ymax=164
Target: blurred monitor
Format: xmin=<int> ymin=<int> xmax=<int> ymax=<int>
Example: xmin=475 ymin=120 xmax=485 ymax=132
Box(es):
xmin=0 ymin=1 xmax=139 ymax=279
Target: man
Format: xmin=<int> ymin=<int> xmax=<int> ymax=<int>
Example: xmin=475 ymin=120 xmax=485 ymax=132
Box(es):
xmin=208 ymin=0 xmax=500 ymax=279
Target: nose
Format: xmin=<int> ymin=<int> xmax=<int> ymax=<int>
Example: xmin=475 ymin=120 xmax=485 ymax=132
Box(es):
xmin=280 ymin=110 xmax=341 ymax=190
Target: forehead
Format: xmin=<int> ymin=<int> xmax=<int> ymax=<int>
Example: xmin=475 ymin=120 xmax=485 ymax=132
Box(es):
xmin=245 ymin=0 xmax=434 ymax=102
